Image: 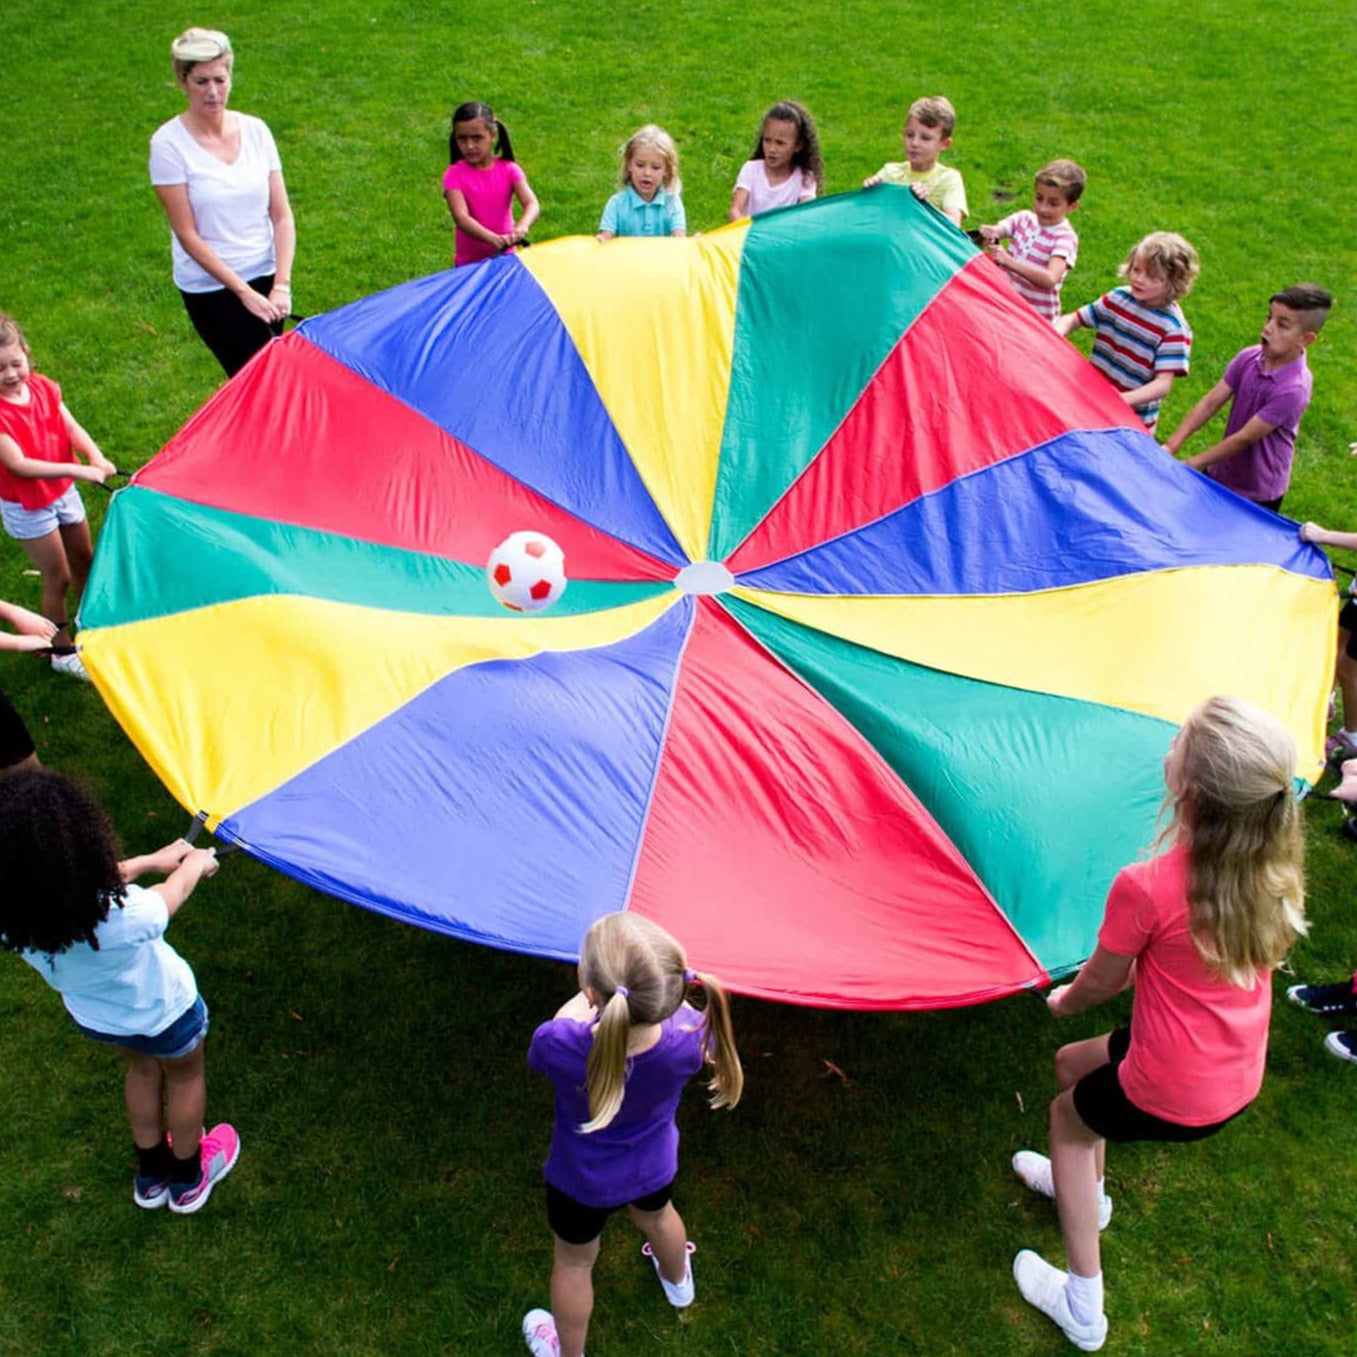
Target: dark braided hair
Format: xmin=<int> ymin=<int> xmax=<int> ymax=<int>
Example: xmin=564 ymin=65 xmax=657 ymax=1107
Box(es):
xmin=449 ymin=100 xmax=515 ymax=165
xmin=0 ymin=769 xmax=123 ymax=955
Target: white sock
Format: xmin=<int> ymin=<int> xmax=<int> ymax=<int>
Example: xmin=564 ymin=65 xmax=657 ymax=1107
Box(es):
xmin=1065 ymin=1269 xmax=1104 ymax=1326
xmin=1096 ymin=1175 xmax=1109 ymax=1204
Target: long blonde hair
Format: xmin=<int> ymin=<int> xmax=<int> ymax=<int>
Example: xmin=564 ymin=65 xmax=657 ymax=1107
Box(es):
xmin=577 ymin=913 xmax=742 ymax=1133
xmin=1165 ymin=696 xmax=1307 ymax=986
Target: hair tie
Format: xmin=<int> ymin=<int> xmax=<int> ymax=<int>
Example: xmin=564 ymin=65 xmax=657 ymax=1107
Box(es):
xmin=615 ymin=985 xmax=629 ymax=1000
xmin=683 ymin=969 xmax=696 ymax=986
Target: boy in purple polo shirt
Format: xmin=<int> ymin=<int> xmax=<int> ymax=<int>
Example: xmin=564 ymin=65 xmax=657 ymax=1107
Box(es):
xmin=1163 ymin=284 xmax=1332 ymax=511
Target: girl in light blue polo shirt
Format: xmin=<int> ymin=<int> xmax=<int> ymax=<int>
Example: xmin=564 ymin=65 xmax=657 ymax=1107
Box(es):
xmin=598 ymin=125 xmax=686 ymax=240
xmin=0 ymin=769 xmax=239 ymax=1215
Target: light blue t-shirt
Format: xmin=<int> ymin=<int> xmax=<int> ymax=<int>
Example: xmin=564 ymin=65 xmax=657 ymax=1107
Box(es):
xmin=599 ymin=185 xmax=686 ymax=237
xmin=22 ymin=883 xmax=197 ymax=1037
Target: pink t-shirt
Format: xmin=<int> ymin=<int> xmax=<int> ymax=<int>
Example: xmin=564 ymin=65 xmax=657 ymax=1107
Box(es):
xmin=1099 ymin=843 xmax=1272 ymax=1125
xmin=441 ymin=158 xmax=526 ymax=266
xmin=733 ymin=160 xmax=816 ymax=216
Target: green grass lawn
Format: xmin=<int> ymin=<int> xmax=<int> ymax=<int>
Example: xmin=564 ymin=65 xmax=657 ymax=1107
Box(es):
xmin=3 ymin=1 xmax=1357 ymax=1352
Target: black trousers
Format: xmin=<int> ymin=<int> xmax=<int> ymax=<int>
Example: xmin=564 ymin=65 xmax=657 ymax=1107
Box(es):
xmin=180 ymin=273 xmax=283 ymax=377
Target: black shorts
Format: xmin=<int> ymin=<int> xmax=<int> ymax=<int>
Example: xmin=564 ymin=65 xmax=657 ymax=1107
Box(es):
xmin=545 ymin=1180 xmax=674 ymax=1246
xmin=1072 ymin=1027 xmax=1247 ymax=1144
xmin=1340 ymin=598 xmax=1357 ymax=659
xmin=0 ymin=689 xmax=35 ymax=769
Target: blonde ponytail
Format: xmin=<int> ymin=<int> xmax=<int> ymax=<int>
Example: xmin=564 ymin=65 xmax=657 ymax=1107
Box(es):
xmin=581 ymin=989 xmax=633 ymax=1133
xmin=690 ymin=971 xmax=744 ymax=1110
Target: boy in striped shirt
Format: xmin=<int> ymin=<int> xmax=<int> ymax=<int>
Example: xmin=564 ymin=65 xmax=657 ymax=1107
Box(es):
xmin=1056 ymin=232 xmax=1200 ymax=433
xmin=979 ymin=160 xmax=1085 ymax=322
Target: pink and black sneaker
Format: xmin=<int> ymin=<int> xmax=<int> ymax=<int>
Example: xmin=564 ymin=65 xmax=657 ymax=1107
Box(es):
xmin=167 ymin=1123 xmax=240 ymax=1215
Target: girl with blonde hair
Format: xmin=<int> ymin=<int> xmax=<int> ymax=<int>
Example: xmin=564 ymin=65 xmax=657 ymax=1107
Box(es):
xmin=597 ymin=125 xmax=685 ymax=239
xmin=1011 ymin=695 xmax=1306 ymax=1351
xmin=522 ymin=913 xmax=742 ymax=1357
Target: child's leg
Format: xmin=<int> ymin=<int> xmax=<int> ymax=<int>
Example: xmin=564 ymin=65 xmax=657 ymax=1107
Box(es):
xmin=1054 ymin=1035 xmax=1112 ymax=1181
xmin=1337 ymin=646 xmax=1357 ymax=736
xmin=160 ymin=1042 xmax=206 ymax=1159
xmin=123 ymin=1053 xmax=167 ymax=1149
xmin=16 ymin=530 xmax=72 ymax=639
xmin=1049 ymin=1089 xmax=1104 ymax=1280
xmin=58 ymin=519 xmax=94 ymax=612
xmin=549 ymin=1233 xmax=599 ymax=1357
xmin=627 ymin=1200 xmax=689 ymax=1284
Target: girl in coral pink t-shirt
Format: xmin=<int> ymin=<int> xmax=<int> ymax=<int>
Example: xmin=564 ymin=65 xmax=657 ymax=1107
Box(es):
xmin=0 ymin=315 xmax=118 ymax=680
xmin=441 ymin=100 xmax=540 ymax=267
xmin=1008 ymin=696 xmax=1307 ymax=1352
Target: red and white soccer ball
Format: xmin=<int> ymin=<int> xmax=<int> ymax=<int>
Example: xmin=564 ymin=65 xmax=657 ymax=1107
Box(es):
xmin=486 ymin=531 xmax=568 ymax=613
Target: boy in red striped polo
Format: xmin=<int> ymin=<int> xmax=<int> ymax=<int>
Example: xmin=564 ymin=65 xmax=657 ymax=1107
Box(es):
xmin=979 ymin=160 xmax=1085 ymax=323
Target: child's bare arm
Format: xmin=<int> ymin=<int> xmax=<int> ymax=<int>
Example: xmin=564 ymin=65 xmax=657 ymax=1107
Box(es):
xmin=1053 ymin=311 xmax=1082 ymax=337
xmin=444 ymin=188 xmax=511 ymax=251
xmin=1181 ymin=414 xmax=1277 ymax=471
xmin=989 ymin=249 xmax=1069 ymax=290
xmin=142 ymin=847 xmax=219 ymax=917
xmin=0 ymin=599 xmax=56 ymax=653
xmin=120 ymin=838 xmax=195 ymax=883
xmin=1160 ymin=378 xmax=1233 ymax=455
xmin=728 ymin=187 xmax=750 ymax=222
xmin=1118 ymin=371 xmax=1176 ymax=411
xmin=60 ymin=404 xmax=116 ymax=475
xmin=0 ymin=430 xmax=109 ymax=484
xmin=511 ymin=177 xmax=540 ymax=243
xmin=1045 ymin=944 xmax=1136 ymax=1017
xmin=1302 ymin=523 xmax=1357 ymax=551
xmin=555 ymin=991 xmax=597 ymax=1021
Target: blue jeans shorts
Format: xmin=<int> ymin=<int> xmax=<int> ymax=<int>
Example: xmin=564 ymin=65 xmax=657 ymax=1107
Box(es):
xmin=74 ymin=995 xmax=209 ymax=1060
xmin=1 ymin=484 xmax=86 ymax=541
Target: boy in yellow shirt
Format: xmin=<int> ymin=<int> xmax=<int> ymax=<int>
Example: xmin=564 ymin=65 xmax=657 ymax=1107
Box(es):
xmin=863 ymin=96 xmax=967 ymax=225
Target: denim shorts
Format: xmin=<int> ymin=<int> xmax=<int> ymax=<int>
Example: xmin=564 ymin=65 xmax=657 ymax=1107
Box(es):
xmin=1 ymin=484 xmax=86 ymax=541
xmin=74 ymin=994 xmax=209 ymax=1060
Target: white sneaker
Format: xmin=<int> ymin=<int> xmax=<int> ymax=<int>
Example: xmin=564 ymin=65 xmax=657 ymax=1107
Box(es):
xmin=50 ymin=651 xmax=90 ymax=681
xmin=642 ymin=1240 xmax=695 ymax=1307
xmin=521 ymin=1308 xmax=559 ymax=1357
xmin=1012 ymin=1150 xmax=1112 ymax=1230
xmin=1013 ymin=1250 xmax=1108 ymax=1351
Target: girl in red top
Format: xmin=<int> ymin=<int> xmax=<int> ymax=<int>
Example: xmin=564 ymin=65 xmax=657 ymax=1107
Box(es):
xmin=0 ymin=316 xmax=116 ymax=680
xmin=1010 ymin=695 xmax=1307 ymax=1351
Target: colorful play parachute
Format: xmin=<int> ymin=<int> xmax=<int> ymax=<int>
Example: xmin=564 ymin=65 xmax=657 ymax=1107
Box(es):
xmin=81 ymin=189 xmax=1333 ymax=1009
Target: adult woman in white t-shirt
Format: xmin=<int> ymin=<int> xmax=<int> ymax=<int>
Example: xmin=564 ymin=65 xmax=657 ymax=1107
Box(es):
xmin=149 ymin=29 xmax=296 ymax=377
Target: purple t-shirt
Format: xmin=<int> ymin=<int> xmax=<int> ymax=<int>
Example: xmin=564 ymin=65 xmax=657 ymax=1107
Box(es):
xmin=528 ymin=1006 xmax=705 ymax=1207
xmin=441 ymin=158 xmax=525 ymax=266
xmin=1205 ymin=345 xmax=1313 ymax=502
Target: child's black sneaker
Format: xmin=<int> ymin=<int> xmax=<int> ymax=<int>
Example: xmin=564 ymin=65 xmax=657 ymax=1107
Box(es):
xmin=1286 ymin=979 xmax=1357 ymax=1016
xmin=1324 ymin=1031 xmax=1357 ymax=1064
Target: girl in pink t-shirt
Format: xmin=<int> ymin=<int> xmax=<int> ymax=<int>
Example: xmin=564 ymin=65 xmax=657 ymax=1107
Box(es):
xmin=1010 ymin=695 xmax=1307 ymax=1351
xmin=442 ymin=101 xmax=540 ymax=268
xmin=727 ymin=100 xmax=823 ymax=221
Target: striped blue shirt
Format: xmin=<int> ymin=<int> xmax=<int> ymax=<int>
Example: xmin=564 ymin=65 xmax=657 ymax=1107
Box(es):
xmin=1076 ymin=286 xmax=1192 ymax=429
